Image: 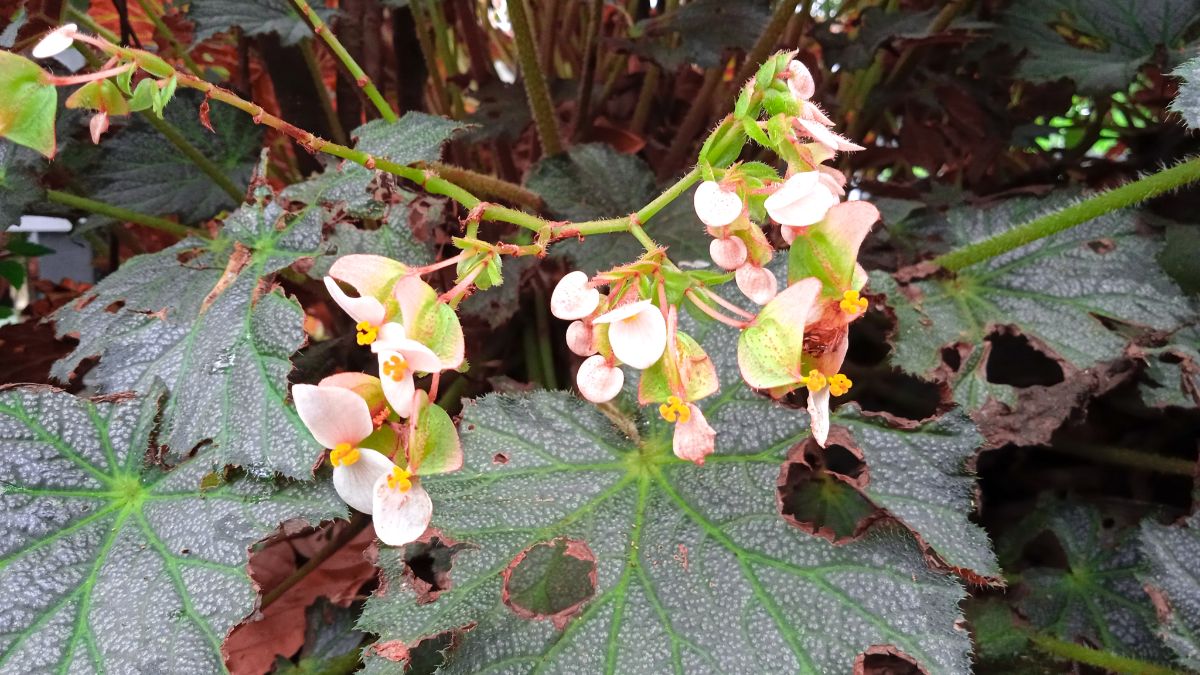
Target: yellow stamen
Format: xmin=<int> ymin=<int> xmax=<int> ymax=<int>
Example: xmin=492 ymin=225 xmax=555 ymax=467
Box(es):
xmin=356 ymin=321 xmax=378 ymax=346
xmin=801 ymin=369 xmax=827 ymax=393
xmin=382 ymin=355 xmax=408 ymax=382
xmin=839 ymin=290 xmax=868 ymax=316
xmin=658 ymin=395 xmax=691 ymax=424
xmin=386 ymin=466 xmax=412 ymax=492
xmin=330 ymin=443 xmax=360 ymax=467
xmin=829 ymin=373 xmax=853 ymax=397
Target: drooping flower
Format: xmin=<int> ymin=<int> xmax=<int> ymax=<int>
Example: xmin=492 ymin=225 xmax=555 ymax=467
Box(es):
xmin=32 ymin=24 xmax=76 ymax=59
xmin=693 ymin=181 xmax=744 ymax=228
xmin=710 ymin=236 xmax=748 ymax=271
xmin=89 ymin=111 xmax=109 ymax=144
xmin=325 ymin=254 xmax=408 ymax=346
xmin=550 ymin=270 xmax=601 ymax=320
xmin=735 ymin=264 xmax=778 ymax=305
xmin=592 ymin=299 xmax=667 ymax=369
xmin=671 ymin=401 xmax=716 ymax=465
xmin=371 ymin=322 xmax=444 ymax=418
xmin=576 ymin=353 xmax=625 ymax=403
xmin=293 ymin=383 xmax=394 ymax=514
xmin=765 ymin=172 xmax=839 ymax=229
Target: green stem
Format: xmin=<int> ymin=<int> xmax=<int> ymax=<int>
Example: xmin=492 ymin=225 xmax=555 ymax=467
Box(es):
xmin=428 ymin=161 xmax=544 ymax=211
xmin=1045 ymin=441 xmax=1196 ymax=476
xmin=506 ymin=0 xmax=563 ymax=155
xmin=1028 ymin=633 xmax=1187 ymax=675
xmin=409 ymin=0 xmax=452 ymax=115
xmin=138 ymin=113 xmax=246 ymax=203
xmin=299 ymin=38 xmax=350 ymax=145
xmin=533 ymin=288 xmax=559 ymax=389
xmin=935 ymin=156 xmax=1200 ymax=271
xmin=46 ymin=189 xmax=208 ymax=239
xmin=131 ymin=0 xmax=204 ymax=78
xmin=290 ymin=0 xmax=397 ymax=123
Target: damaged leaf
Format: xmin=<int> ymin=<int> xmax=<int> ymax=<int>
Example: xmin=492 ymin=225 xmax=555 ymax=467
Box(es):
xmin=1139 ymin=512 xmax=1200 ymax=670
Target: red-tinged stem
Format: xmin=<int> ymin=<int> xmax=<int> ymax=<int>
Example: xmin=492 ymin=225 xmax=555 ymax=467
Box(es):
xmin=439 ymin=259 xmax=486 ymax=304
xmin=414 ymin=252 xmax=467 ymax=275
xmin=48 ymin=63 xmax=133 ymax=86
xmin=701 ymin=287 xmax=755 ymax=319
xmin=428 ymin=372 xmax=441 ymax=402
xmin=685 ymin=290 xmax=749 ymax=329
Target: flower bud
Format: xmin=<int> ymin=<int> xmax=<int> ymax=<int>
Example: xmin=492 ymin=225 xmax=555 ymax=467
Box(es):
xmin=736 ymin=264 xmax=777 ymax=305
xmin=786 ymin=60 xmax=815 ymax=100
xmin=693 ymin=181 xmax=743 ymax=228
xmin=566 ymin=320 xmax=597 ymax=357
xmin=32 ymin=24 xmax=76 ymax=59
xmin=709 ymin=236 xmax=748 ymax=271
xmin=764 ymin=172 xmax=839 ymax=228
xmin=576 ymin=354 xmax=624 ymax=403
xmin=550 ymin=270 xmax=601 ymax=320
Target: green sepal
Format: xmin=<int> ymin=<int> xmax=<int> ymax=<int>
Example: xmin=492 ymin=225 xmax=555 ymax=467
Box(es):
xmin=762 ymin=88 xmax=797 ymax=117
xmin=408 ymin=390 xmax=462 ymax=476
xmin=736 ymin=161 xmax=780 ymax=184
xmin=360 ymin=424 xmax=402 ymax=459
xmin=0 ymin=51 xmax=58 ymax=158
xmin=688 ymin=269 xmax=734 ymax=286
xmin=708 ymin=126 xmax=747 ymax=168
xmin=65 ymin=80 xmax=130 ymax=116
xmin=0 ymin=259 xmax=26 ymax=288
xmin=741 ymin=118 xmax=771 ymax=147
xmin=638 ymin=331 xmax=718 ymax=404
xmin=115 ymin=67 xmax=134 ymax=95
xmin=137 ymin=53 xmax=175 ymax=78
xmin=128 ymin=78 xmax=157 ymax=112
xmin=754 ymin=57 xmax=778 ymax=91
xmin=398 ymin=277 xmax=465 ymax=369
xmin=661 ymin=266 xmax=692 ymax=306
xmin=734 ymin=84 xmax=753 ymax=119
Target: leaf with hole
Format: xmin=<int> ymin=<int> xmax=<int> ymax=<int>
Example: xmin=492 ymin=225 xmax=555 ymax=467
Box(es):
xmin=0 ymin=385 xmax=344 ymax=673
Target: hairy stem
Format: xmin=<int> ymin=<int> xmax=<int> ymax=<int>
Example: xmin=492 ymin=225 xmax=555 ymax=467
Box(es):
xmin=131 ymin=0 xmax=204 ymax=78
xmin=299 ymin=38 xmax=350 ymax=145
xmin=934 ymin=156 xmax=1200 ymax=271
xmin=1027 ymin=633 xmax=1187 ymax=675
xmin=291 ymin=0 xmax=397 ymax=122
xmin=46 ymin=189 xmax=209 ymax=239
xmin=507 ymin=0 xmax=563 ymax=156
xmin=428 ymin=162 xmax=545 ymax=211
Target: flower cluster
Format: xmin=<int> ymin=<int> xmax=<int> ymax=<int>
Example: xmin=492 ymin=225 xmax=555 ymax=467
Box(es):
xmin=554 ymin=56 xmax=879 ymax=456
xmin=292 ymin=255 xmax=465 ymax=547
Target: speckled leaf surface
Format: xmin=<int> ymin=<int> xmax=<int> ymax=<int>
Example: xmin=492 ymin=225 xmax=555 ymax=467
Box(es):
xmin=0 ymin=386 xmax=344 ymax=674
xmin=1000 ymin=501 xmax=1170 ymax=663
xmin=0 ymin=140 xmax=43 ymax=227
xmin=51 ymin=196 xmax=322 ymax=477
xmin=1140 ymin=324 xmax=1200 ymax=409
xmin=875 ymin=198 xmax=1192 ymax=413
xmin=188 ymin=0 xmax=334 ymax=45
xmin=1139 ymin=512 xmax=1200 ymax=669
xmin=352 ymin=112 xmax=466 ymax=167
xmin=358 ymin=316 xmax=988 ymax=673
xmin=998 ymin=0 xmax=1200 ymax=94
xmin=1171 ymin=57 xmax=1200 ymax=131
xmin=88 ymin=93 xmax=260 ymax=223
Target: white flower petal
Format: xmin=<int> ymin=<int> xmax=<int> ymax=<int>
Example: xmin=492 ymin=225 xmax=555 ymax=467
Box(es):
xmin=764 ymin=172 xmax=838 ymax=228
xmin=566 ymin=320 xmax=597 ymax=357
xmin=332 ymin=448 xmax=395 ymax=514
xmin=550 ymin=270 xmax=601 ymax=320
xmin=593 ymin=299 xmax=652 ymax=324
xmin=709 ymin=237 xmax=748 ymax=270
xmin=797 ymin=118 xmax=864 ymax=152
xmin=32 ymin=24 xmax=76 ymax=59
xmin=293 ymin=383 xmax=374 ymax=449
xmin=693 ymin=181 xmax=743 ymax=228
xmin=372 ymin=327 xmax=442 ymax=372
xmin=607 ymin=304 xmax=667 ymax=369
xmin=735 ymin=265 xmax=777 ymax=305
xmin=787 ymin=60 xmax=815 ymax=100
xmin=324 ymin=276 xmax=385 ymax=326
xmin=373 ymin=479 xmax=433 ymax=546
xmin=576 ymin=354 xmax=624 ymax=403
xmin=378 ymin=352 xmax=417 ymax=418
xmin=807 ymin=386 xmax=831 ymax=447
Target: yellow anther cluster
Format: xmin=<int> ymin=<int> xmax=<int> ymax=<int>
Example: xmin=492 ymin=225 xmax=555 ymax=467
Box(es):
xmin=387 ymin=466 xmax=412 ymax=492
xmin=658 ymin=396 xmax=691 ymax=424
xmin=840 ymin=290 xmax=868 ymax=315
xmin=801 ymin=369 xmax=827 ymax=393
xmin=356 ymin=321 xmax=378 ymax=346
xmin=829 ymin=373 xmax=853 ymax=396
xmin=382 ymin=355 xmax=408 ymax=382
xmin=330 ymin=443 xmax=360 ymax=467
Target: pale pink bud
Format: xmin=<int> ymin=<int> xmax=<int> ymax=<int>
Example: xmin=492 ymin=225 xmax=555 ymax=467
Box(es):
xmin=797 ymin=118 xmax=865 ymax=153
xmin=787 ymin=60 xmax=816 ymax=100
xmin=693 ymin=181 xmax=743 ymax=228
xmin=673 ymin=404 xmax=715 ymax=465
xmin=576 ymin=354 xmax=624 ymax=403
xmin=89 ymin=111 xmax=109 ymax=145
xmin=735 ymin=264 xmax=777 ymax=305
xmin=764 ymin=172 xmax=839 ymax=228
xmin=565 ymin=320 xmax=597 ymax=357
xmin=32 ymin=24 xmax=76 ymax=59
xmin=709 ymin=236 xmax=748 ymax=271
xmin=550 ymin=270 xmax=601 ymax=320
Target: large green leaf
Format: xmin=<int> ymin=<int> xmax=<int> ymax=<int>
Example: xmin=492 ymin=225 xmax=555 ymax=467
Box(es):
xmin=51 ymin=194 xmax=322 ymax=477
xmin=1139 ymin=512 xmax=1200 ymax=670
xmin=875 ymin=198 xmax=1192 ymax=415
xmin=0 ymin=385 xmax=344 ymax=672
xmin=1000 ymin=501 xmax=1170 ymax=663
xmin=1171 ymin=57 xmax=1200 ymax=131
xmin=188 ymin=0 xmax=334 ymax=46
xmin=0 ymin=140 xmax=43 ymax=227
xmin=87 ymin=93 xmax=260 ymax=223
xmin=998 ymin=0 xmax=1200 ymax=93
xmin=0 ymin=51 xmax=57 ymax=158
xmin=358 ymin=315 xmax=994 ymax=672
xmin=352 ymin=112 xmax=466 ymax=168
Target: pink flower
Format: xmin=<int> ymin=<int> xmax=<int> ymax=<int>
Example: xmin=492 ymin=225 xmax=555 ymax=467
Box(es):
xmin=693 ymin=181 xmax=743 ymax=228
xmin=372 ymin=466 xmax=434 ymax=546
xmin=765 ymin=172 xmax=839 ymax=229
xmin=566 ymin=320 xmax=597 ymax=356
xmin=325 ymin=254 xmax=409 ymax=346
xmin=550 ymin=270 xmax=601 ymax=320
xmin=370 ymin=323 xmax=444 ymax=418
xmin=806 ymin=383 xmax=831 ymax=447
xmin=670 ymin=401 xmax=715 ymax=465
xmin=576 ymin=354 xmax=624 ymax=402
xmin=32 ymin=24 xmax=76 ymax=59
xmin=89 ymin=111 xmax=109 ymax=144
xmin=709 ymin=236 xmax=748 ymax=270
xmin=796 ymin=118 xmax=865 ymax=153
xmin=735 ymin=264 xmax=777 ymax=305
xmin=592 ymin=300 xmax=667 ymax=369
xmin=786 ymin=60 xmax=816 ymax=100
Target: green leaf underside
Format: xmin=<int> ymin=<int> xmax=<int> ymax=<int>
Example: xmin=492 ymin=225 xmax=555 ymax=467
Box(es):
xmin=51 ymin=197 xmax=322 ymax=478
xmin=188 ymin=0 xmax=335 ymax=45
xmin=87 ymin=93 xmax=260 ymax=224
xmin=1003 ymin=501 xmax=1170 ymax=662
xmin=1139 ymin=512 xmax=1200 ymax=669
xmin=0 ymin=140 xmax=44 ymax=227
xmin=352 ymin=112 xmax=467 ymax=167
xmin=1171 ymin=57 xmax=1200 ymax=131
xmin=877 ymin=197 xmax=1192 ymax=412
xmin=359 ymin=315 xmax=997 ymax=673
xmin=998 ymin=0 xmax=1200 ymax=93
xmin=0 ymin=386 xmax=344 ymax=673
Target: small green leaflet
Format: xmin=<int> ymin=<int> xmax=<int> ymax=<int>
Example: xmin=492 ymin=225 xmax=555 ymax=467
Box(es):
xmin=188 ymin=0 xmax=335 ymax=46
xmin=0 ymin=385 xmax=344 ymax=673
xmin=998 ymin=0 xmax=1200 ymax=93
xmin=51 ymin=194 xmax=322 ymax=477
xmin=1139 ymin=512 xmax=1200 ymax=670
xmin=875 ymin=197 xmax=1192 ymax=414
